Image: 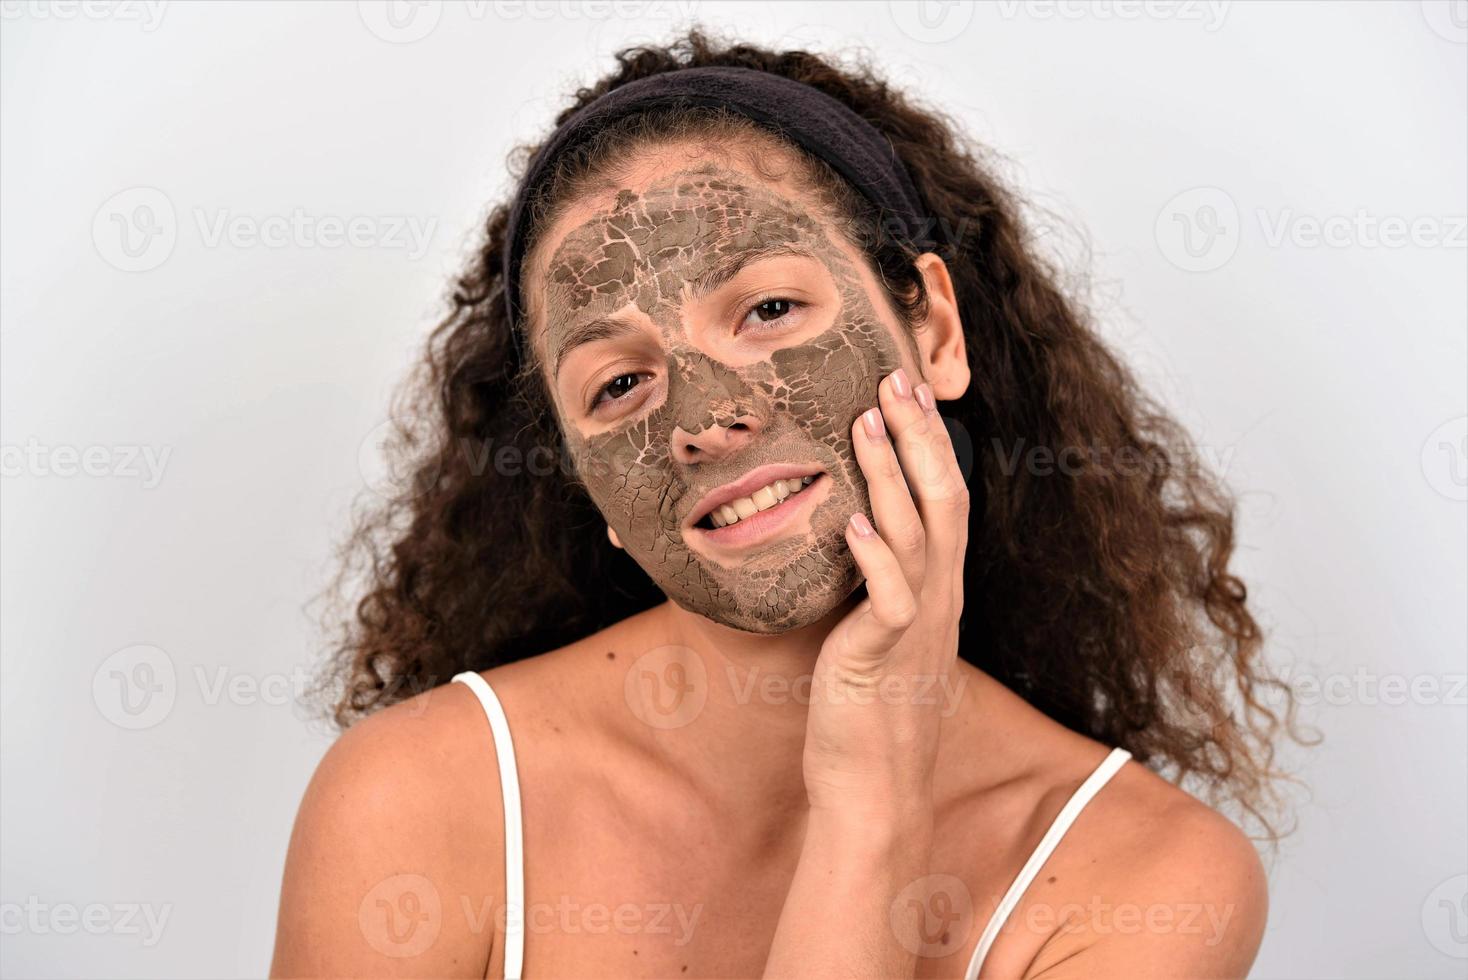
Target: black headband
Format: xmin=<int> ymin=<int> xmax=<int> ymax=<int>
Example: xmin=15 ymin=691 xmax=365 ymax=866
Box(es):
xmin=501 ymin=65 xmax=937 ymax=332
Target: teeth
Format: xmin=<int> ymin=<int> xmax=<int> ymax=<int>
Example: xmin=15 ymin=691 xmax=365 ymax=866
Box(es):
xmin=704 ymin=475 xmax=818 ymax=529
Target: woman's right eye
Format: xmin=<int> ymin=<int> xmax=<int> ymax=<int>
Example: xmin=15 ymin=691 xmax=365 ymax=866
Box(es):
xmin=589 ymin=372 xmax=644 ymax=413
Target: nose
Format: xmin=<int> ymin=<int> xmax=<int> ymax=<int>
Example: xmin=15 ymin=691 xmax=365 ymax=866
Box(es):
xmin=666 ymin=350 xmax=766 ymax=466
xmin=671 ymin=415 xmax=760 ymax=465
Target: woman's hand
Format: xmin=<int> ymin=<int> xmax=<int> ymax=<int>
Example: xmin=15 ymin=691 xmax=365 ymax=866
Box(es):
xmin=763 ymin=367 xmax=969 ymax=979
xmin=803 ymin=365 xmax=969 ymax=822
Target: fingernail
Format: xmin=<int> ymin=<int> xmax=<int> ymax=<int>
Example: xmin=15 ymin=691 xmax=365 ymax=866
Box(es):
xmin=849 ymin=512 xmax=876 ymax=538
xmin=861 ymin=407 xmax=885 ymax=441
xmin=890 ymin=368 xmax=912 ymax=399
xmin=915 ymin=383 xmax=936 ymax=413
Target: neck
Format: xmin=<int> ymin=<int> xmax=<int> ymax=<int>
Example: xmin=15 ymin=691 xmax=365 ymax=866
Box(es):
xmin=637 ymin=596 xmax=856 ymax=819
xmin=630 ymin=596 xmax=1008 ymax=815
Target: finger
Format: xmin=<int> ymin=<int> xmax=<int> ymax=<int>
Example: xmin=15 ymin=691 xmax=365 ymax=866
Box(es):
xmin=877 ymin=368 xmax=970 ymax=582
xmin=850 ymin=405 xmax=926 ymax=594
xmin=837 ymin=512 xmax=919 ymax=662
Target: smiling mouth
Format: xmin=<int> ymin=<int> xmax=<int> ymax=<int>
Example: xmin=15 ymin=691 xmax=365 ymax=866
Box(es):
xmin=694 ymin=474 xmax=820 ymax=530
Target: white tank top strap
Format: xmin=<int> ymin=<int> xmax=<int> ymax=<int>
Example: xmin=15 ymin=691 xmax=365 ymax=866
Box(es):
xmin=452 ymin=671 xmax=526 ymax=980
xmin=964 ymin=746 xmax=1133 ymax=979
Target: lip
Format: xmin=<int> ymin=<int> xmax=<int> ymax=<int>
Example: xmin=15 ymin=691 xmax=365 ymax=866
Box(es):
xmin=688 ymin=473 xmax=831 ymax=551
xmin=684 ymin=462 xmax=828 ymax=530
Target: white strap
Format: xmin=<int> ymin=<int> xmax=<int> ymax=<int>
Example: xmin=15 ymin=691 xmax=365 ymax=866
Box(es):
xmin=453 ymin=671 xmax=525 ymax=980
xmin=964 ymin=747 xmax=1132 ymax=979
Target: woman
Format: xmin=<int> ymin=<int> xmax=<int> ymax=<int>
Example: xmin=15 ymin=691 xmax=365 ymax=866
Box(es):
xmin=272 ymin=31 xmax=1296 ymax=979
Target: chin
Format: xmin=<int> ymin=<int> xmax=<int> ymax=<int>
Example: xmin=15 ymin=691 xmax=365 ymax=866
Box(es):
xmin=676 ymin=548 xmax=864 ymax=635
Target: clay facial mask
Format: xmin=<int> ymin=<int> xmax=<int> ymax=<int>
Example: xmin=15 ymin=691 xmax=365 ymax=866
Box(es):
xmin=536 ymin=166 xmax=905 ymax=633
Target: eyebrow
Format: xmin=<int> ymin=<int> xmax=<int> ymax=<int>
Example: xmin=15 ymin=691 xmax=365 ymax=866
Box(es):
xmin=551 ymin=316 xmax=644 ymax=376
xmin=549 ymin=241 xmax=818 ymax=375
xmin=687 ymin=241 xmax=815 ymax=302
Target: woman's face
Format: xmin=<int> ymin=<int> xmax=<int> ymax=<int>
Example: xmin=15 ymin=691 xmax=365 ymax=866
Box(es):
xmin=525 ymin=147 xmax=916 ymax=633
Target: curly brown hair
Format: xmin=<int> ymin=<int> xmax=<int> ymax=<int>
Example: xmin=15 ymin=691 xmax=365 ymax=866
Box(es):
xmin=314 ymin=29 xmax=1302 ymax=838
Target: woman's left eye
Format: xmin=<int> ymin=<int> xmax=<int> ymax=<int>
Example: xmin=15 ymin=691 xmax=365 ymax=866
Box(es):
xmin=740 ymin=297 xmax=803 ymax=331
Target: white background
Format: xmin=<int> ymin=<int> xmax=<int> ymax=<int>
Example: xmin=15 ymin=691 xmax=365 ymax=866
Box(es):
xmin=2 ymin=1 xmax=1465 ymax=977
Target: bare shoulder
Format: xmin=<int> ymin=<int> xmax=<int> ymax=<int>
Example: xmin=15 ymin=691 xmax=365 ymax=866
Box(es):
xmin=270 ymin=679 xmax=506 ymax=977
xmin=270 ymin=610 xmax=653 ymax=972
xmin=950 ymin=675 xmax=1267 ymax=977
xmin=1096 ymin=760 xmax=1268 ymax=919
xmin=1026 ymin=757 xmax=1268 ymax=979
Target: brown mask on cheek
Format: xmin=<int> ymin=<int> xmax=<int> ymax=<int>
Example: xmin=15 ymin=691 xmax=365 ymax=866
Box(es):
xmin=539 ymin=169 xmax=905 ymax=634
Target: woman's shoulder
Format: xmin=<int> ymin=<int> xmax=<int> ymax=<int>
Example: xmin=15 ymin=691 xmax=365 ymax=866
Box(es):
xmin=964 ymin=671 xmax=1265 ymax=881
xmin=300 ymin=604 xmax=656 ymax=815
xmin=1025 ymin=753 xmax=1268 ymax=974
xmin=1029 ymin=748 xmax=1265 ymax=972
xmin=305 ymin=628 xmax=619 ymax=808
xmin=947 ymin=675 xmax=1268 ymax=975
xmin=272 ymin=677 xmax=512 ymax=973
xmin=1087 ymin=749 xmax=1268 ymax=908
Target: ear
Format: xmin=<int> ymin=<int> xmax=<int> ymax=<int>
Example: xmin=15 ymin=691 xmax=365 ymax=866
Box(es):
xmin=910 ymin=252 xmax=970 ymax=402
xmin=607 ymin=525 xmax=623 ymax=550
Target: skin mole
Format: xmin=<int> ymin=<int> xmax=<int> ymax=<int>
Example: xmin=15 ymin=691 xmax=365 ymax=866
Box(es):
xmin=535 ymin=164 xmax=906 ymax=633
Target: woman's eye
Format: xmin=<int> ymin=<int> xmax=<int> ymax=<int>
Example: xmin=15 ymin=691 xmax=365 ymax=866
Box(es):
xmin=740 ymin=298 xmax=803 ymax=331
xmin=591 ymin=372 xmax=643 ymax=411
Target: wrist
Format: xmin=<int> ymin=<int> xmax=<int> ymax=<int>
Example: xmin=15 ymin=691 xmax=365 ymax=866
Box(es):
xmin=805 ymin=799 xmax=935 ymax=860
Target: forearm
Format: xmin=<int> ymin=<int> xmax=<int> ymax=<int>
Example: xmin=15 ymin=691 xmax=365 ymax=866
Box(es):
xmin=763 ymin=805 xmax=936 ymax=979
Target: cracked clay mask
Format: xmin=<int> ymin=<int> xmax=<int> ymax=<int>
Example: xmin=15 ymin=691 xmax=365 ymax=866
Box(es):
xmin=534 ymin=166 xmax=907 ymax=633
